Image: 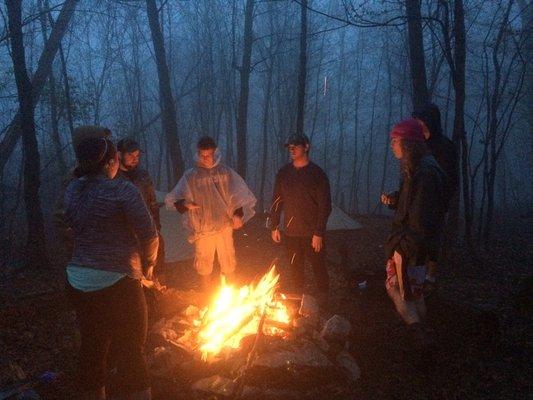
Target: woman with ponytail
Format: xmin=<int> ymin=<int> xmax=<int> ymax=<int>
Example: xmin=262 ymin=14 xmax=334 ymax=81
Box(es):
xmin=64 ymin=135 xmax=158 ymax=400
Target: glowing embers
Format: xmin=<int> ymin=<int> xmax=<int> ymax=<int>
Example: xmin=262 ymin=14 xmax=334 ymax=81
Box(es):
xmin=193 ymin=266 xmax=290 ymax=361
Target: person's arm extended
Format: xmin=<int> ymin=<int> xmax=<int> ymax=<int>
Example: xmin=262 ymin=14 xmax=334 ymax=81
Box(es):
xmin=145 ymin=174 xmax=161 ymax=230
xmin=165 ymin=173 xmax=199 ymax=214
xmin=122 ymin=184 xmax=159 ymax=276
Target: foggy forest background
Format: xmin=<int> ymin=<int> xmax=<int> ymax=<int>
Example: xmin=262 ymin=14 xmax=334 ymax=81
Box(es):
xmin=0 ymin=0 xmax=531 ymax=267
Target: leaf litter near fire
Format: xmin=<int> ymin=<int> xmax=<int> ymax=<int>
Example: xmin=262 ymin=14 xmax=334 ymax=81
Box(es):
xmin=1 ymin=215 xmax=532 ymax=399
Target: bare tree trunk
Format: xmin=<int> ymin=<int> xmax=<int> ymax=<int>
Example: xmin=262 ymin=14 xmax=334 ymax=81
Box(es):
xmin=146 ymin=0 xmax=184 ymax=187
xmin=349 ymin=34 xmax=365 ymax=214
xmin=309 ymin=33 xmax=326 ymax=143
xmin=376 ymin=40 xmax=396 ymax=214
xmin=45 ymin=0 xmax=74 ymax=147
xmin=335 ymin=29 xmax=347 ymax=203
xmin=58 ymin=43 xmax=75 ymax=144
xmin=235 ymin=0 xmax=255 ymax=179
xmin=405 ymin=0 xmax=429 ymax=109
xmin=6 ymin=0 xmax=49 ymax=268
xmin=258 ymin=64 xmax=273 ymax=212
xmin=452 ymin=0 xmax=471 ymax=244
xmin=438 ymin=0 xmax=469 ymax=244
xmin=37 ymin=0 xmax=66 ymax=173
xmin=484 ymin=0 xmax=515 ymax=240
xmin=0 ymin=0 xmax=78 ymax=175
xmin=366 ymin=51 xmax=383 ymax=213
xmin=296 ymin=0 xmax=308 ymax=135
xmin=517 ymin=0 xmax=533 ymax=134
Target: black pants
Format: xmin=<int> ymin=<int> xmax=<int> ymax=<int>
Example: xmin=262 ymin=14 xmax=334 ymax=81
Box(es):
xmin=68 ymin=277 xmax=149 ymax=393
xmin=285 ymin=235 xmax=329 ymax=293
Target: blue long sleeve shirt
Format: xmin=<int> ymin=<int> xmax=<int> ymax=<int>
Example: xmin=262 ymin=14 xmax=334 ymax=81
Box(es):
xmin=64 ymin=175 xmax=159 ymax=279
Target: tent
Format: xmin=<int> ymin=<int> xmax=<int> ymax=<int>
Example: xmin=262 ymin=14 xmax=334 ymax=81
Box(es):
xmin=156 ymin=191 xmax=194 ymax=263
xmin=326 ymin=204 xmax=361 ymax=231
xmin=156 ymin=191 xmax=361 ymax=263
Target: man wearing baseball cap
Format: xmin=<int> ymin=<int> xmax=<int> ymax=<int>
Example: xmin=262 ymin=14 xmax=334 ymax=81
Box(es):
xmin=116 ymin=137 xmax=164 ymax=279
xmin=270 ymin=133 xmax=332 ymax=298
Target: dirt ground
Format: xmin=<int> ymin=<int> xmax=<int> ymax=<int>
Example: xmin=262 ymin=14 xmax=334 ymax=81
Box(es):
xmin=1 ymin=215 xmax=532 ymax=399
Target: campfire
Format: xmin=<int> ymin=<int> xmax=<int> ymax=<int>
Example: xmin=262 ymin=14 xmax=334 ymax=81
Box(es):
xmin=191 ymin=266 xmax=290 ymax=361
xmin=150 ymin=265 xmax=360 ymax=399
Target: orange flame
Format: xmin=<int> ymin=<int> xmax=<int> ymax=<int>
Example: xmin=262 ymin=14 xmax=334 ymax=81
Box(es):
xmin=197 ymin=266 xmax=290 ymax=361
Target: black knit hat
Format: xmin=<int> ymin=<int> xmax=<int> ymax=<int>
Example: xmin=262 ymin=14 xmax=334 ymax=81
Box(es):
xmin=284 ymin=133 xmax=310 ymax=147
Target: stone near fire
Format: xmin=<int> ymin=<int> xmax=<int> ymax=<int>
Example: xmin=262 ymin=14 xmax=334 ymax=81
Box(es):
xmin=252 ymin=340 xmax=332 ymax=369
xmin=149 ymin=346 xmax=181 ymax=378
xmin=336 ymin=350 xmax=361 ymax=382
xmin=320 ymin=314 xmax=351 ymax=343
xmin=311 ymin=330 xmax=330 ymax=352
xmin=192 ymin=374 xmax=235 ymax=396
xmin=298 ymin=294 xmax=319 ymax=321
xmin=151 ymin=317 xmax=179 ymax=341
xmin=183 ymin=304 xmax=200 ymax=317
xmin=241 ymin=387 xmax=302 ymax=400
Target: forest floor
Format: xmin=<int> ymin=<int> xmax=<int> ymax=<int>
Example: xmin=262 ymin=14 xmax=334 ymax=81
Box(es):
xmin=1 ymin=215 xmax=532 ymax=399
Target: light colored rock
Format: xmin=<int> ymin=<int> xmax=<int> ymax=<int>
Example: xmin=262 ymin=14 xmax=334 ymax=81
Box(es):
xmin=253 ymin=341 xmax=332 ymax=369
xmin=192 ymin=375 xmax=235 ymax=396
xmin=336 ymin=351 xmax=361 ymax=381
xmin=298 ymin=294 xmax=319 ymax=320
xmin=320 ymin=314 xmax=351 ymax=342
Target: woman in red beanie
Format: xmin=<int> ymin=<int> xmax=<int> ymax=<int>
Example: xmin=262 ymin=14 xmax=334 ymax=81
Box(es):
xmin=382 ymin=118 xmax=447 ymax=348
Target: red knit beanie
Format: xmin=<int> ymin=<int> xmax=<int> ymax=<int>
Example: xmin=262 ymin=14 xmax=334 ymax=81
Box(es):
xmin=390 ymin=118 xmax=425 ymax=142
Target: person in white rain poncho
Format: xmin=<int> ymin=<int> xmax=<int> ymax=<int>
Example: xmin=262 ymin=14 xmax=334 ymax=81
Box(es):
xmin=165 ymin=137 xmax=256 ymax=289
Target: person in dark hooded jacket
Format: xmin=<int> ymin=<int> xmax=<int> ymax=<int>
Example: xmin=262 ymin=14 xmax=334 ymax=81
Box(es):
xmin=412 ymin=103 xmax=458 ymax=206
xmin=412 ymin=103 xmax=458 ymax=286
xmin=383 ymin=119 xmax=446 ymax=346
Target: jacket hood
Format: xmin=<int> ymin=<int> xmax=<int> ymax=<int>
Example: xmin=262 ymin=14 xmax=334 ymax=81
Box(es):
xmin=194 ymin=148 xmax=222 ymax=169
xmin=412 ymin=103 xmax=443 ymax=138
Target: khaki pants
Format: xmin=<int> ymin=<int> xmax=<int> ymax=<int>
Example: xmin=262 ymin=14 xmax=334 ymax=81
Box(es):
xmin=194 ymin=226 xmax=236 ymax=276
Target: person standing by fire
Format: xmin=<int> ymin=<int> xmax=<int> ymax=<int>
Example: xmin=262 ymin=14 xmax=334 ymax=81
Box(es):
xmin=412 ymin=103 xmax=458 ymax=289
xmin=383 ymin=119 xmax=446 ymax=348
xmin=269 ymin=134 xmax=332 ymax=297
xmin=64 ymin=136 xmax=158 ymax=400
xmin=165 ymin=136 xmax=256 ymax=290
xmin=382 ymin=104 xmax=458 ymax=293
xmin=116 ymin=138 xmax=165 ymax=280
